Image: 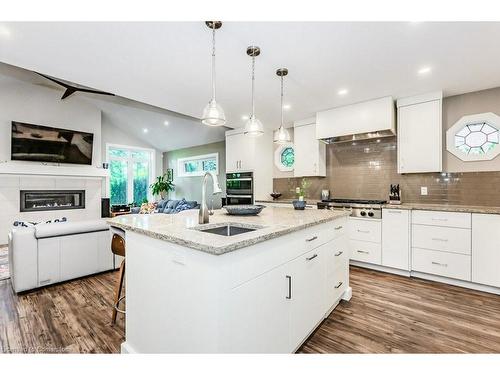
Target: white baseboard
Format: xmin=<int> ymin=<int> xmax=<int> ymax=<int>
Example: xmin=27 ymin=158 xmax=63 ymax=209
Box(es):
xmin=350 ymin=260 xmax=500 ymax=296
xmin=121 ymin=341 xmax=136 ymax=354
xmin=350 ymin=261 xmax=411 ymax=277
xmin=411 ymin=271 xmax=500 ymax=295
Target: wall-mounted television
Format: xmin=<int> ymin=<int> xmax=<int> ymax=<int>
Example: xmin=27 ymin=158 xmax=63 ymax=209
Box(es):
xmin=11 ymin=121 xmax=94 ymax=165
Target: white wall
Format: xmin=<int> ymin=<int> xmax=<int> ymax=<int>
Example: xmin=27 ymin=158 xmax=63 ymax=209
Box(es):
xmin=0 ymin=75 xmax=102 ymax=168
xmin=101 ymin=114 xmax=163 ymax=177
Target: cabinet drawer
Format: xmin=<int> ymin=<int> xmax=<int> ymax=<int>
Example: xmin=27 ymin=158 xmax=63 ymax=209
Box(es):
xmin=299 ymin=222 xmax=336 ymax=252
xmin=348 ymin=218 xmax=381 ymax=243
xmin=412 ymin=247 xmax=471 ymax=281
xmin=349 ymin=239 xmax=381 ymax=265
xmin=412 ymin=225 xmax=471 ymax=255
xmin=412 ymin=210 xmax=471 ymax=229
xmin=330 ymin=216 xmax=347 ymax=240
xmin=326 ymin=261 xmax=348 ymax=310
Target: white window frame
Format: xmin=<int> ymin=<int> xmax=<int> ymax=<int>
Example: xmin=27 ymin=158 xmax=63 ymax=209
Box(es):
xmin=106 ymin=143 xmax=156 ymax=203
xmin=177 ymin=152 xmax=219 ymax=177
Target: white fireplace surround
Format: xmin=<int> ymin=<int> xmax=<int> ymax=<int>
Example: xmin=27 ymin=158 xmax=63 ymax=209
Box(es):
xmin=0 ymin=172 xmax=107 ymax=245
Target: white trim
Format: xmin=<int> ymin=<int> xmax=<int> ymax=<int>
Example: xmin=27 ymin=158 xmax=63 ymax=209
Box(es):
xmin=177 ymin=152 xmax=219 ymax=177
xmin=274 ymin=143 xmax=295 ymax=172
xmin=396 ymin=91 xmax=443 ymax=107
xmin=105 ymin=143 xmax=156 ymax=203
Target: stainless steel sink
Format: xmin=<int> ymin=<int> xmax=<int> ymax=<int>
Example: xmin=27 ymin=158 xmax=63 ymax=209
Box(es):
xmin=194 ymin=224 xmax=262 ymax=237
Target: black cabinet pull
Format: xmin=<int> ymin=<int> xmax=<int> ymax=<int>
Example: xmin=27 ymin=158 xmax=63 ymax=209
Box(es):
xmin=286 ymin=275 xmax=292 ymax=299
xmin=306 ymin=254 xmax=318 ymax=261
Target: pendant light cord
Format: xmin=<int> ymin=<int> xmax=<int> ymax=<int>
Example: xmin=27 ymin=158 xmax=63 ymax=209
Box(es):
xmin=211 ymin=23 xmax=216 ymax=100
xmin=251 ymin=54 xmax=255 ymax=118
xmin=280 ymin=75 xmax=284 ymax=128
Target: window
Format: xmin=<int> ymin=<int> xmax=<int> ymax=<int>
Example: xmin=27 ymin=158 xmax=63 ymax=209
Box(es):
xmin=274 ymin=144 xmax=295 ymax=172
xmin=107 ymin=145 xmax=155 ymax=205
xmin=446 ymin=113 xmax=500 ymax=162
xmin=177 ymin=153 xmax=219 ymax=177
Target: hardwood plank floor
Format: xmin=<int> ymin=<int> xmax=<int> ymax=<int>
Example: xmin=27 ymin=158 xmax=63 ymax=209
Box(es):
xmin=1 ymin=266 xmax=500 ymax=353
xmin=300 ymin=266 xmax=500 ymax=353
xmin=0 ymin=271 xmax=124 ymax=353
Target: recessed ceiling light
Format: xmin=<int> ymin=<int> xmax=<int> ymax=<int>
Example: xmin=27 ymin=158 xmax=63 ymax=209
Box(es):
xmin=143 ymin=128 xmax=149 ymax=133
xmin=283 ymin=104 xmax=291 ymax=110
xmin=164 ymin=120 xmax=169 ymax=126
xmin=418 ymin=66 xmax=432 ymax=75
xmin=241 ymin=115 xmax=249 ymax=120
xmin=338 ymin=89 xmax=348 ymax=96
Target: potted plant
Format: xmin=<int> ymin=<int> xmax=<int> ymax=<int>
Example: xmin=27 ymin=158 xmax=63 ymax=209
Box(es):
xmin=293 ymin=178 xmax=310 ymax=210
xmin=150 ymin=173 xmax=175 ymax=200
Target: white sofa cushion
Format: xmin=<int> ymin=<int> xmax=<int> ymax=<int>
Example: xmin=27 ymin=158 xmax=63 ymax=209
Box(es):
xmin=35 ymin=219 xmax=109 ymax=239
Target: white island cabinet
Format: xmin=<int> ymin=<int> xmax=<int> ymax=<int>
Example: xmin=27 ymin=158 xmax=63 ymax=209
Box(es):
xmin=111 ymin=208 xmax=350 ymax=353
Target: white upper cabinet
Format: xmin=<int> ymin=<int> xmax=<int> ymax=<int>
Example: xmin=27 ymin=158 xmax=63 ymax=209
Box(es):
xmin=225 ymin=129 xmax=256 ymax=172
xmin=397 ymin=92 xmax=443 ymax=174
xmin=294 ymin=118 xmax=326 ymax=177
xmin=316 ymin=96 xmax=395 ymax=140
xmin=225 ymin=128 xmax=273 ymax=200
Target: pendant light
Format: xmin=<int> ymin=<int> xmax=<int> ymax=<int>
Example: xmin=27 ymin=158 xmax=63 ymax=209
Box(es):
xmin=273 ymin=68 xmax=291 ymax=144
xmin=244 ymin=46 xmax=264 ymax=137
xmin=201 ymin=21 xmax=226 ymax=127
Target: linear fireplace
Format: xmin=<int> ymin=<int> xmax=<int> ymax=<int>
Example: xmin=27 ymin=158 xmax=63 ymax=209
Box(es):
xmin=20 ymin=190 xmax=86 ymax=212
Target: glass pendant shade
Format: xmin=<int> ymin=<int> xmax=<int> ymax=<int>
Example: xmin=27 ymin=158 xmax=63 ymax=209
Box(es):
xmin=201 ymin=99 xmax=226 ymax=126
xmin=273 ymin=126 xmax=291 ymax=144
xmin=244 ymin=116 xmax=264 ymax=137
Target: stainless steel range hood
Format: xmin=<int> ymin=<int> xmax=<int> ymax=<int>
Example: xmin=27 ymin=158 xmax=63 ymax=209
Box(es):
xmin=316 ymin=96 xmax=396 ymax=144
xmin=320 ymin=129 xmax=396 ymax=144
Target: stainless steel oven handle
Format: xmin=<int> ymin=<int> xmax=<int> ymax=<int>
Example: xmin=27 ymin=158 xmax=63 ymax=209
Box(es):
xmin=226 ymin=195 xmax=253 ymax=198
xmin=227 ymin=178 xmax=253 ymax=181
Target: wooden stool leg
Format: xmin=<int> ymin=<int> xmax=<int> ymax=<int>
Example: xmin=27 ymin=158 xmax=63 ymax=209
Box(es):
xmin=111 ymin=259 xmax=125 ymax=325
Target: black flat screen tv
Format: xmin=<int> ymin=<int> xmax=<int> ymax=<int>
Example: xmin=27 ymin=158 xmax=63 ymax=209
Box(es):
xmin=11 ymin=121 xmax=94 ymax=165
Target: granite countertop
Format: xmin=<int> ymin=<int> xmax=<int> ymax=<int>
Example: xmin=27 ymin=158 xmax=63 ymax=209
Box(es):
xmin=384 ymin=203 xmax=500 ymax=214
xmin=107 ymin=206 xmax=348 ymax=255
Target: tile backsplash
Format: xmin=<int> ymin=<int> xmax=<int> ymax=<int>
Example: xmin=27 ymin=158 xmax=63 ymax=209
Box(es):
xmin=273 ymin=137 xmax=500 ymax=206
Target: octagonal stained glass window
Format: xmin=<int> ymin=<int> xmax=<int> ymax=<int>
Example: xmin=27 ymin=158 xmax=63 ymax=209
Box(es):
xmin=280 ymin=147 xmax=295 ymax=168
xmin=446 ymin=113 xmax=500 ymax=162
xmin=454 ymin=122 xmax=499 ymax=156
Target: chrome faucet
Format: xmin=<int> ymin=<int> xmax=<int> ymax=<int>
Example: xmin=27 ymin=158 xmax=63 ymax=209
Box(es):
xmin=199 ymin=171 xmax=222 ymax=224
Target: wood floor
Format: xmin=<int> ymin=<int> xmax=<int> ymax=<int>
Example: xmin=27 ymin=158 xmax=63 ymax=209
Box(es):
xmin=300 ymin=267 xmax=500 ymax=353
xmin=1 ymin=265 xmax=500 ymax=353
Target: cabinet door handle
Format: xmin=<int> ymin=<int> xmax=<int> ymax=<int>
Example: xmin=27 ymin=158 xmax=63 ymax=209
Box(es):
xmin=39 ymin=279 xmax=51 ymax=285
xmin=388 ymin=210 xmax=402 ymax=214
xmin=334 ymin=225 xmax=343 ymax=230
xmin=432 ymin=238 xmax=448 ymax=242
xmin=334 ymin=251 xmax=343 ymax=257
xmin=334 ymin=281 xmax=343 ymax=289
xmin=357 ymin=229 xmax=370 ymax=234
xmin=357 ymin=250 xmax=369 ymax=254
xmin=286 ymin=275 xmax=292 ymax=299
xmin=431 ymin=261 xmax=448 ymax=267
xmin=306 ymin=236 xmax=318 ymax=242
xmin=306 ymin=253 xmax=318 ymax=261
xmin=432 ymin=217 xmax=448 ymax=222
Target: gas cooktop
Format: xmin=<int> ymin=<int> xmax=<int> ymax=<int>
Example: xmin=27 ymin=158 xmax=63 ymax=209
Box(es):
xmin=317 ymin=198 xmax=387 ymax=219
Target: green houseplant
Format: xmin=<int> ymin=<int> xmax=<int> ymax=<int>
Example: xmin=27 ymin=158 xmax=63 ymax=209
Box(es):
xmin=150 ymin=173 xmax=175 ymax=200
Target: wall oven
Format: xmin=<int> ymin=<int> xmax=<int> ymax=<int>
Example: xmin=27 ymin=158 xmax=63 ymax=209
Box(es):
xmin=226 ymin=172 xmax=254 ymax=205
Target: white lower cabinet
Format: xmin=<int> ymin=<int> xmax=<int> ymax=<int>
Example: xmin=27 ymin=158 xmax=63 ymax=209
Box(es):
xmin=349 ymin=217 xmax=382 ymax=265
xmin=472 ymin=213 xmax=500 ymax=288
xmin=412 ymin=248 xmax=471 ymax=281
xmin=224 ymin=262 xmax=291 ymax=353
xmin=382 ymin=208 xmax=410 ymax=270
xmin=289 ymin=245 xmax=327 ymax=347
xmin=223 ymin=233 xmax=349 ymax=353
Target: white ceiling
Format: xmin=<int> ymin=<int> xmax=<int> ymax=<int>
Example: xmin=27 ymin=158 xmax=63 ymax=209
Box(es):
xmin=1 ymin=22 xmax=500 ymax=133
xmin=0 ymin=62 xmax=227 ymax=151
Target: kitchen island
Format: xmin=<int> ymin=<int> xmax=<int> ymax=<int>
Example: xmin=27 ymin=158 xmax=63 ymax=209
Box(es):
xmin=108 ymin=206 xmax=350 ymax=353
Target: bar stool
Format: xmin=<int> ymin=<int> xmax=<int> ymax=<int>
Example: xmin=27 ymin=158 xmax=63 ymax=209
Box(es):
xmin=111 ymin=233 xmax=126 ymax=325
